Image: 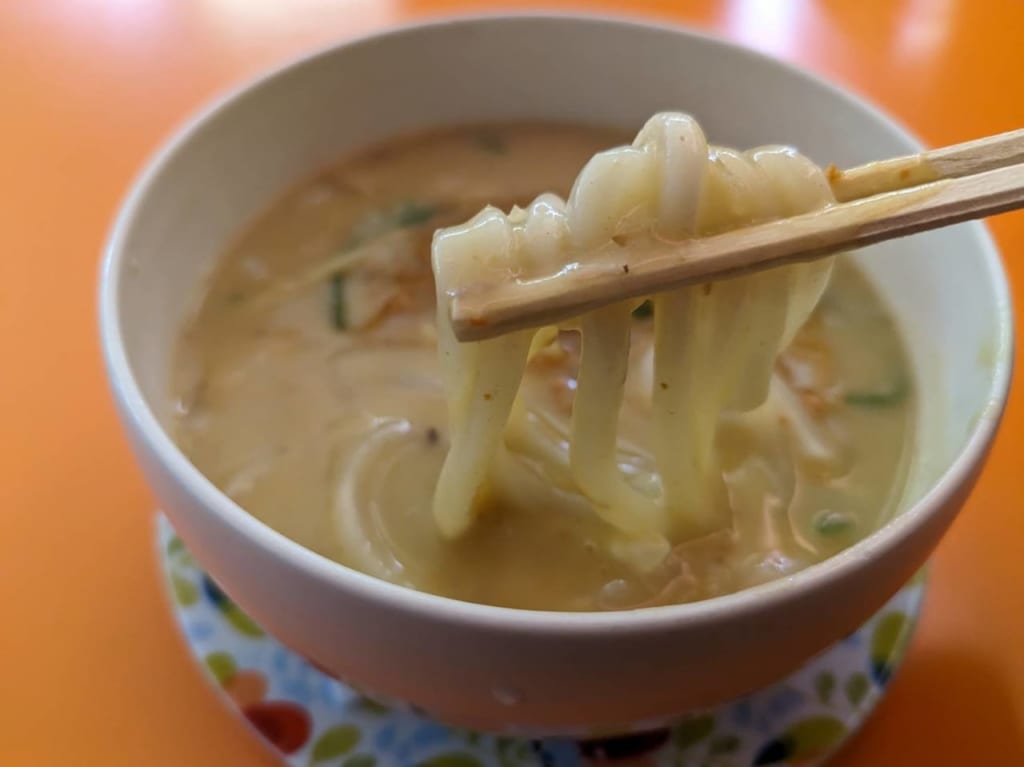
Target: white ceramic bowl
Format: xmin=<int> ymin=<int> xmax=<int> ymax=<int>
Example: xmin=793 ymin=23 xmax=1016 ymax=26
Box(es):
xmin=99 ymin=14 xmax=1012 ymax=736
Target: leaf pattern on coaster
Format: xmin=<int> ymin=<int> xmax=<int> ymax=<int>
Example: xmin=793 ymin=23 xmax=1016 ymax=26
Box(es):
xmin=845 ymin=673 xmax=870 ymax=708
xmin=418 ymin=753 xmax=486 ymax=767
xmin=310 ymin=724 xmax=362 ymax=765
xmin=814 ymin=671 xmax=835 ymax=705
xmin=753 ymin=716 xmax=847 ymax=764
xmin=673 ymin=714 xmax=714 ymax=750
xmin=171 ymin=573 xmax=198 ymax=606
xmin=342 ymin=755 xmax=376 ymax=767
xmin=870 ymin=612 xmax=910 ymax=684
xmin=204 ymin=651 xmax=236 ymax=686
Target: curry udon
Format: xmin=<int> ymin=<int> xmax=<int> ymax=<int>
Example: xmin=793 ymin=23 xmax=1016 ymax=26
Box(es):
xmin=173 ymin=120 xmax=914 ymax=611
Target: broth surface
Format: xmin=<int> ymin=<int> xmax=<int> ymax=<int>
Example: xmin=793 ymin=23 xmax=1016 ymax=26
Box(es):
xmin=173 ymin=124 xmax=914 ymax=611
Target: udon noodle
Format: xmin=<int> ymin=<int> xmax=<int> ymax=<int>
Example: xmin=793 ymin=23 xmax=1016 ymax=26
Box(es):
xmin=433 ymin=113 xmax=836 ymax=568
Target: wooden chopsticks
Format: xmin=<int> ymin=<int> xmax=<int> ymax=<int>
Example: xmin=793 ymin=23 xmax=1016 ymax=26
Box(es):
xmin=450 ymin=128 xmax=1024 ymax=342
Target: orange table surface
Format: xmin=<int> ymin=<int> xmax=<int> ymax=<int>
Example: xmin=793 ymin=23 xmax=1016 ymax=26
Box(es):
xmin=2 ymin=0 xmax=1023 ymax=763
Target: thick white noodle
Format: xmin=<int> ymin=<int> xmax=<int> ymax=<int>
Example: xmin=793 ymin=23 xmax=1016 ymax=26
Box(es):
xmin=431 ymin=113 xmax=836 ymax=550
xmin=431 ymin=210 xmax=533 ymax=538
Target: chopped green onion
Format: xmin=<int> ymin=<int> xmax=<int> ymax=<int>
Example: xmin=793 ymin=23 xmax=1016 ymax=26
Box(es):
xmin=813 ymin=510 xmax=856 ymax=538
xmin=329 ymin=274 xmax=346 ymax=330
xmin=844 ymin=378 xmax=909 ymax=408
xmin=391 ymin=200 xmax=439 ymax=228
xmin=338 ymin=200 xmax=440 ymax=255
xmin=632 ymin=300 xmax=654 ymax=319
xmin=324 ymin=200 xmax=439 ymax=329
xmin=339 ymin=233 xmax=363 ymax=252
xmin=474 ymin=131 xmax=507 ymax=154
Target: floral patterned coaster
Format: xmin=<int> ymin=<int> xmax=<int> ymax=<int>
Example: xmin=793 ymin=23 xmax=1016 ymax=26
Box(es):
xmin=158 ymin=515 xmax=924 ymax=767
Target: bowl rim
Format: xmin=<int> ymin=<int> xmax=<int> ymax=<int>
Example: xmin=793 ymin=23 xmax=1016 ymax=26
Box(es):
xmin=99 ymin=10 xmax=1015 ymax=634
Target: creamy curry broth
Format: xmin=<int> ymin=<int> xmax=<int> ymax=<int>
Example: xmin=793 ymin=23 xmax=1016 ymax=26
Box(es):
xmin=173 ymin=123 xmax=914 ymax=611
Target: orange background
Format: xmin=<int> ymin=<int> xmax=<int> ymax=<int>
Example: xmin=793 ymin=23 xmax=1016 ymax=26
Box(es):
xmin=2 ymin=0 xmax=1023 ymax=763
